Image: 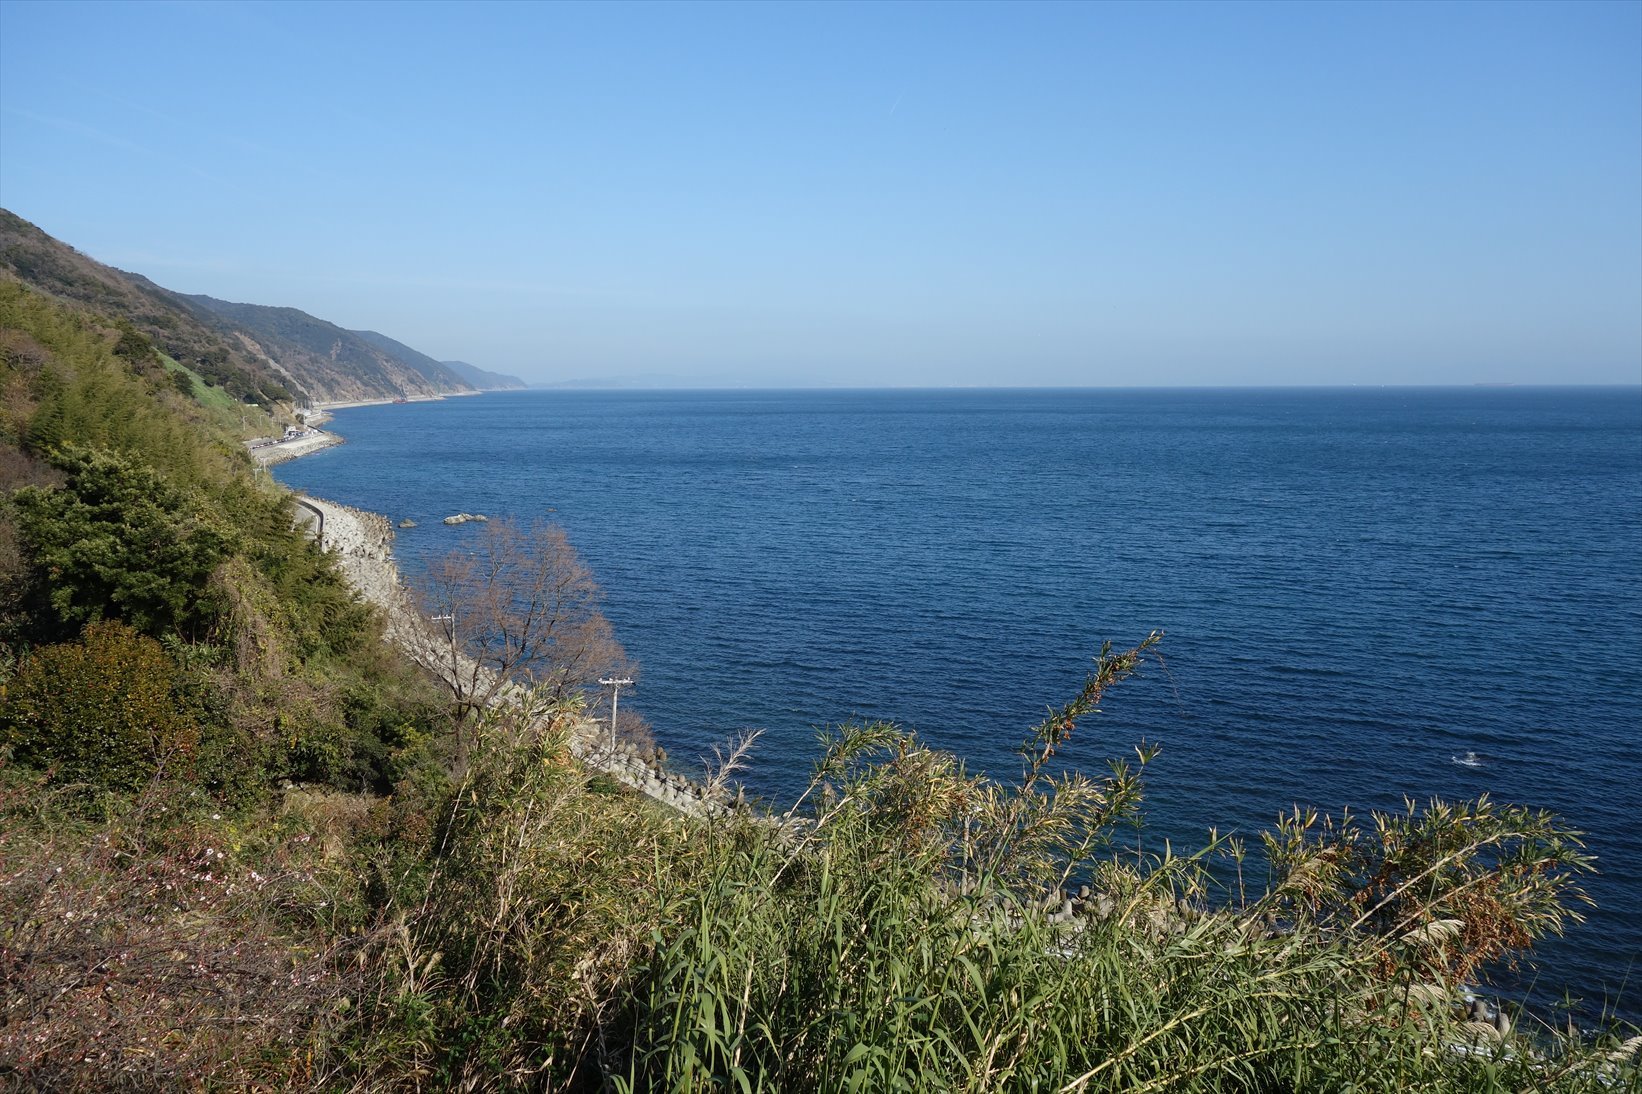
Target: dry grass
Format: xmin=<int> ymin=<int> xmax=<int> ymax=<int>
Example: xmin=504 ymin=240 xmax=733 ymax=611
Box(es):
xmin=0 ymin=769 xmax=361 ymax=1090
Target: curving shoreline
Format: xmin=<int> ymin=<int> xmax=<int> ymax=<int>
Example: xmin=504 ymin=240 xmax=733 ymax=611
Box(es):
xmin=249 ymin=391 xmax=489 ymax=467
xmin=309 ymin=390 xmax=484 ymax=413
xmin=277 ymin=431 xmax=731 ymax=819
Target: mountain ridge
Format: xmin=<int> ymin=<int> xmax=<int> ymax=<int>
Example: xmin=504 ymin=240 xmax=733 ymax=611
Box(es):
xmin=0 ymin=209 xmax=291 ymax=405
xmin=174 ymin=292 xmax=472 ymax=403
xmin=0 ymin=209 xmax=513 ymax=405
xmin=438 ymin=357 xmax=526 ymax=391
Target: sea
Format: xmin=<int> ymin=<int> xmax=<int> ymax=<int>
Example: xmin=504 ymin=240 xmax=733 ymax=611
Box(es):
xmin=275 ymin=386 xmax=1642 ymax=1026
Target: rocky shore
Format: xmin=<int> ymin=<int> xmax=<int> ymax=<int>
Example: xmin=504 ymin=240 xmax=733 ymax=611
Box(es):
xmin=294 ymin=492 xmax=731 ymax=820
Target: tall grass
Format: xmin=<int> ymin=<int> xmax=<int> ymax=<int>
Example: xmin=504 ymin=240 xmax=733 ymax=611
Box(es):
xmin=612 ymin=638 xmax=1632 ymax=1092
xmin=330 ymin=641 xmax=1635 ymax=1091
xmin=337 ymin=691 xmax=711 ymax=1089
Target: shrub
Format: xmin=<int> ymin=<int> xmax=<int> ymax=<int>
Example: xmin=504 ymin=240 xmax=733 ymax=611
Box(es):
xmin=9 ymin=445 xmax=232 ymax=641
xmin=614 ymin=638 xmax=1621 ymax=1092
xmin=1260 ymin=796 xmax=1595 ymax=987
xmin=1 ymin=620 xmax=199 ymax=794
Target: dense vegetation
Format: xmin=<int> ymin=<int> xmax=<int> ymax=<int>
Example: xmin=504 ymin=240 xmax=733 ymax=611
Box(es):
xmin=1 ymin=273 xmax=1636 ymax=1091
xmin=0 ymin=278 xmax=448 ymax=795
xmin=0 ymin=210 xmax=291 ymax=405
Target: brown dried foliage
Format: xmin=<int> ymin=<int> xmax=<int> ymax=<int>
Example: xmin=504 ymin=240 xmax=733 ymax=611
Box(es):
xmin=0 ymin=774 xmax=359 ymax=1090
xmin=419 ymin=518 xmax=636 ymax=717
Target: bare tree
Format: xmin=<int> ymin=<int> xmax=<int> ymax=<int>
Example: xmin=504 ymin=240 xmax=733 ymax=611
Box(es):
xmin=418 ymin=518 xmax=633 ymax=718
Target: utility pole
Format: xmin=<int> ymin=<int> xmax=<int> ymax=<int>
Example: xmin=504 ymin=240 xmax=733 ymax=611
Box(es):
xmin=599 ymin=676 xmax=632 ymax=753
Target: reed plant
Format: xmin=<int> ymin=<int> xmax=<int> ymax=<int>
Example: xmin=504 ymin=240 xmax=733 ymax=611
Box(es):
xmin=615 ymin=637 xmax=1631 ymax=1092
xmin=338 ymin=690 xmax=714 ymax=1089
xmin=332 ymin=640 xmax=1634 ymax=1091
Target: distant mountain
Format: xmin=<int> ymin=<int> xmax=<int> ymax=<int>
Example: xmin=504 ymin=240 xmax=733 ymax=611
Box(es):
xmin=0 ymin=209 xmax=291 ymax=405
xmin=174 ymin=295 xmax=474 ymax=404
xmin=345 ymin=329 xmax=475 ymax=393
xmin=0 ymin=209 xmax=501 ymax=406
xmin=439 ymin=359 xmax=526 ymax=390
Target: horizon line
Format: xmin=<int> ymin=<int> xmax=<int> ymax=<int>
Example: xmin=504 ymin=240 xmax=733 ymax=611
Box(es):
xmin=508 ymin=381 xmax=1642 ymax=393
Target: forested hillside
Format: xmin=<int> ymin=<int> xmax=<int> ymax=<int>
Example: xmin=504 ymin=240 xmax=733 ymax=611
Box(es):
xmin=0 ymin=271 xmax=463 ymax=1083
xmin=0 ymin=276 xmax=446 ymax=784
xmin=1 ymin=211 xmax=518 ymax=405
xmin=350 ymin=329 xmax=520 ymax=392
xmin=177 ymin=294 xmax=473 ymax=402
xmin=0 ymin=210 xmax=291 ymax=406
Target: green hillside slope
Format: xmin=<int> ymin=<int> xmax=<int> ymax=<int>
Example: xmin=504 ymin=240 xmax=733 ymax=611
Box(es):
xmin=178 ymin=294 xmax=473 ymax=403
xmin=1 ymin=210 xmax=494 ymax=405
xmin=0 ymin=210 xmax=291 ymax=406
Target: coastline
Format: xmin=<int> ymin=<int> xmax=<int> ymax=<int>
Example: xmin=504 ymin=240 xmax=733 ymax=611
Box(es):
xmin=309 ymin=389 xmax=485 ymax=413
xmin=250 ymin=429 xmax=343 ymax=466
xmin=264 ymin=396 xmax=1632 ymax=1032
xmin=251 ymin=388 xmax=487 ymax=466
xmin=272 ymin=426 xmax=730 ymax=818
xmin=258 ymin=389 xmax=496 ymax=459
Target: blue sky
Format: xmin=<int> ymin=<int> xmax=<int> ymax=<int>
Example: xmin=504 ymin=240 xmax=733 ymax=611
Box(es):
xmin=1 ymin=0 xmax=1638 ymax=387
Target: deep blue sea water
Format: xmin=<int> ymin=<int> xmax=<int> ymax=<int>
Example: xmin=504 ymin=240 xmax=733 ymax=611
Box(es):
xmin=276 ymin=386 xmax=1642 ymax=1024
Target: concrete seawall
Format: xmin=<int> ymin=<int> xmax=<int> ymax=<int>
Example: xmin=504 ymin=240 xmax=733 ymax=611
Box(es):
xmin=250 ymin=430 xmax=344 ymax=466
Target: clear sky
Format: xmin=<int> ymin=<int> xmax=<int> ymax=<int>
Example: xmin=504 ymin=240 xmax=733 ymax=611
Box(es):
xmin=1 ymin=0 xmax=1638 ymax=387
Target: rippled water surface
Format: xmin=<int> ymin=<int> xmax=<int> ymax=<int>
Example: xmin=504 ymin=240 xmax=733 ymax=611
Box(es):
xmin=277 ymin=387 xmax=1642 ymax=1021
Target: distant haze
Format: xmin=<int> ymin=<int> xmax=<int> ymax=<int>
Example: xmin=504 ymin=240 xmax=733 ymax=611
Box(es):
xmin=2 ymin=0 xmax=1638 ymax=387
